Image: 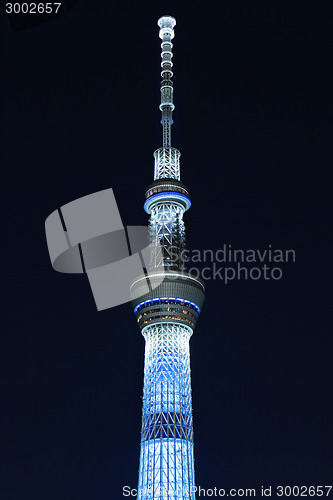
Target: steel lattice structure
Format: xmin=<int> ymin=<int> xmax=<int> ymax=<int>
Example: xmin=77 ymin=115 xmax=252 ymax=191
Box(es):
xmin=138 ymin=324 xmax=195 ymax=499
xmin=130 ymin=16 xmax=205 ymax=500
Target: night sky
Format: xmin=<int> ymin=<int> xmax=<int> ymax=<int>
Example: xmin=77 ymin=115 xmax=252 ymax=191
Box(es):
xmin=1 ymin=1 xmax=332 ymax=499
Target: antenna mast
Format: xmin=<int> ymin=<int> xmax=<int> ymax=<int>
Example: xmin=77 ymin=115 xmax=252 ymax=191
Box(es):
xmin=154 ymin=16 xmax=181 ymax=181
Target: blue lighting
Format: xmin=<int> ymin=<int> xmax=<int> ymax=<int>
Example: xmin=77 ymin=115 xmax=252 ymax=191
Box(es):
xmin=144 ymin=191 xmax=191 ymax=213
xmin=137 ymin=324 xmax=195 ymax=499
xmin=134 ymin=297 xmax=201 ymax=315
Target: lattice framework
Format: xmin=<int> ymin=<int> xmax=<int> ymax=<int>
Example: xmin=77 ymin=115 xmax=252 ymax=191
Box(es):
xmin=149 ymin=203 xmax=185 ymax=268
xmin=154 ymin=148 xmax=181 ymax=181
xmin=138 ymin=324 xmax=195 ymax=500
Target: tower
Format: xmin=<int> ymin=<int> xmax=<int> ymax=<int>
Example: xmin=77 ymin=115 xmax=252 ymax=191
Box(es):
xmin=130 ymin=16 xmax=205 ymax=499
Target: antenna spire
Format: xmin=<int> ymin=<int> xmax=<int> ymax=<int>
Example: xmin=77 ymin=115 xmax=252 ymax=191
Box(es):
xmin=158 ymin=16 xmax=176 ymax=148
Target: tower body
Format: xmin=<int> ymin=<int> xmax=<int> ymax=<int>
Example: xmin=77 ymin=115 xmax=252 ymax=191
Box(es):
xmin=131 ymin=17 xmax=205 ymax=499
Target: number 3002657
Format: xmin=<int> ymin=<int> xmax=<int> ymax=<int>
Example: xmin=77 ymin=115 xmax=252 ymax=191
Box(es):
xmin=6 ymin=3 xmax=62 ymax=14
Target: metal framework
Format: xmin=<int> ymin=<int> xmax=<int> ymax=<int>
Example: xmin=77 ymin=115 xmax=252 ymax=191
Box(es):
xmin=138 ymin=324 xmax=195 ymax=499
xmin=131 ymin=16 xmax=205 ymax=500
xmin=149 ymin=202 xmax=185 ymax=268
xmin=154 ymin=148 xmax=181 ymax=181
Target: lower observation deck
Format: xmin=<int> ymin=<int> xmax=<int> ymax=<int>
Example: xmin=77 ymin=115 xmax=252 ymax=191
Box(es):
xmin=130 ymin=270 xmax=205 ymax=331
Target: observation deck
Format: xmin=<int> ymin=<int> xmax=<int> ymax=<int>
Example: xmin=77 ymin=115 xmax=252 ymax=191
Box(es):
xmin=130 ymin=270 xmax=205 ymax=331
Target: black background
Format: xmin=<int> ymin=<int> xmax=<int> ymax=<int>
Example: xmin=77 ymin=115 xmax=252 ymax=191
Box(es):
xmin=1 ymin=1 xmax=332 ymax=499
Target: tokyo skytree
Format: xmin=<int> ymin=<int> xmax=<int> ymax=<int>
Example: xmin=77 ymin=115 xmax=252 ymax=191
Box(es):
xmin=130 ymin=16 xmax=205 ymax=500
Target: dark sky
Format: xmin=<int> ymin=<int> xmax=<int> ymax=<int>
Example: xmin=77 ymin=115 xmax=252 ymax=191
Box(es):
xmin=1 ymin=1 xmax=332 ymax=499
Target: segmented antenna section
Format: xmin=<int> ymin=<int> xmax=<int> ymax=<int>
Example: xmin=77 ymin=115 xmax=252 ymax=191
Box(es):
xmin=158 ymin=16 xmax=176 ymax=149
xmin=155 ymin=16 xmax=180 ymax=181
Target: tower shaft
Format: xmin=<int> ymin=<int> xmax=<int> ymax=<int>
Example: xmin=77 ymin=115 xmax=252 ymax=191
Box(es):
xmin=131 ymin=16 xmax=205 ymax=500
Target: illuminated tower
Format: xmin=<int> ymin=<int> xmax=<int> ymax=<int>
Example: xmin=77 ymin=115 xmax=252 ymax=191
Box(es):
xmin=130 ymin=16 xmax=205 ymax=499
